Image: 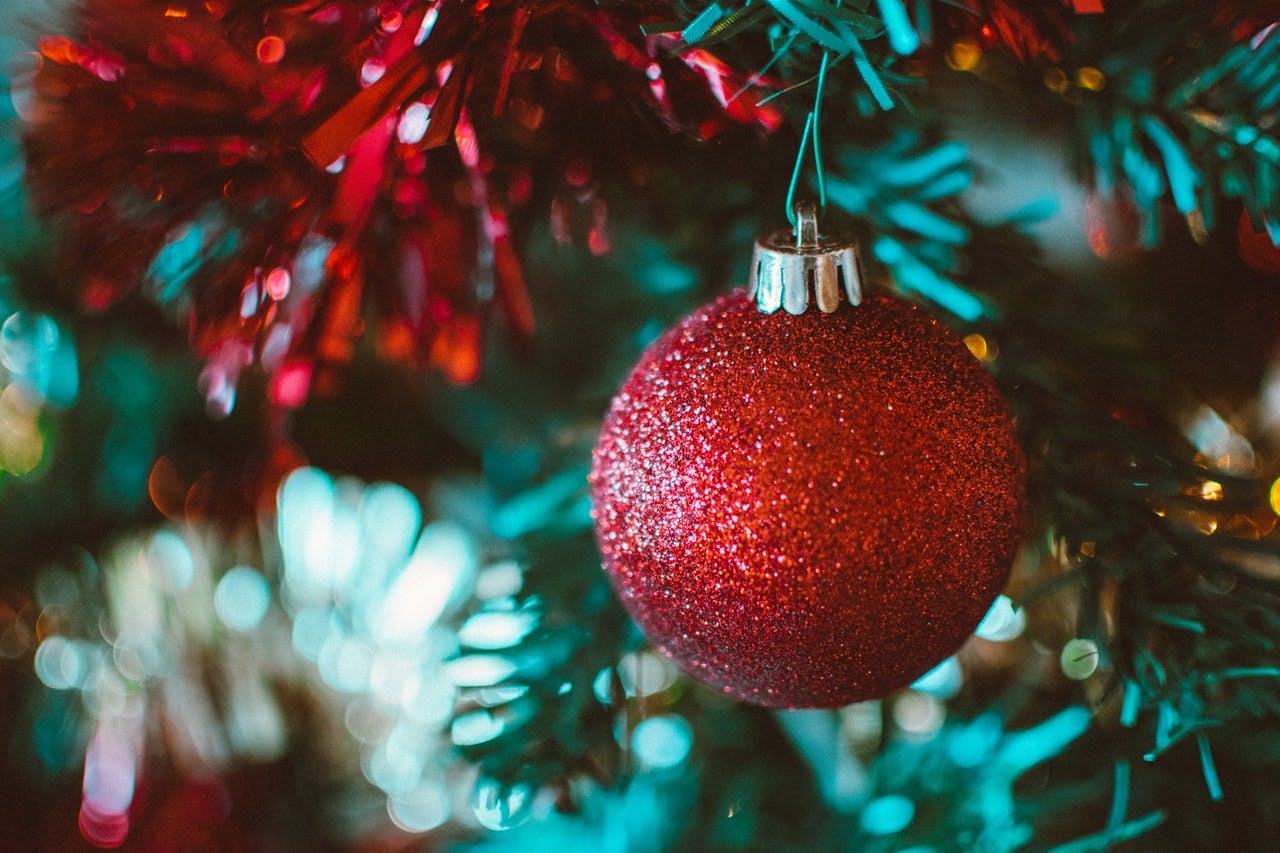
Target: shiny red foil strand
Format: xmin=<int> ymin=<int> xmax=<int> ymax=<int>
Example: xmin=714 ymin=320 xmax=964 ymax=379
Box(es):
xmin=1238 ymin=211 xmax=1280 ymax=276
xmin=590 ymin=289 xmax=1026 ymax=708
xmin=940 ymin=1 xmax=1073 ymax=62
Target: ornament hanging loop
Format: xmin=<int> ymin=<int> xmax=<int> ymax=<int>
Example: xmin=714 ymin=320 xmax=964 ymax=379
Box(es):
xmin=750 ymin=202 xmax=862 ymax=315
xmin=796 ymin=202 xmax=820 ymax=248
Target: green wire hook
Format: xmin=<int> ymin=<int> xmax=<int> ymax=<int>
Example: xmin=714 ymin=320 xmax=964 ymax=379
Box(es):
xmin=785 ymin=49 xmax=832 ymax=228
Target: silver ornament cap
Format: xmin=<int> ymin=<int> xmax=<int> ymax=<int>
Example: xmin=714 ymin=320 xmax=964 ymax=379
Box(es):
xmin=749 ymin=202 xmax=862 ymax=315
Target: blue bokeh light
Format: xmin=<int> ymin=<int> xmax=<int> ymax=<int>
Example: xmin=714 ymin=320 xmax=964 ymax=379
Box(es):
xmin=144 ymin=222 xmax=205 ymax=305
xmin=473 ymin=779 xmax=533 ymax=832
xmin=365 ymin=734 xmax=426 ymax=796
xmin=860 ymin=794 xmax=915 ymax=835
xmin=912 ymin=656 xmax=963 ymax=698
xmin=388 ymin=780 xmax=451 ymax=834
xmin=213 ymin=566 xmax=271 ymax=632
xmin=291 ymin=607 xmax=331 ymax=661
xmin=975 ymin=595 xmax=1026 ymax=642
xmin=147 ymin=530 xmax=194 ymax=590
xmin=451 ymin=710 xmax=504 ymax=746
xmin=948 ymin=712 xmax=1003 ymax=768
xmin=444 ymin=654 xmax=518 ymax=688
xmin=458 ymin=611 xmax=537 ymax=650
xmin=375 ymin=521 xmax=476 ymax=647
xmin=359 ymin=482 xmax=422 ymax=562
xmin=632 ymin=715 xmax=693 ymax=770
xmin=0 ymin=311 xmax=58 ymax=376
xmin=34 ymin=636 xmax=86 ymax=690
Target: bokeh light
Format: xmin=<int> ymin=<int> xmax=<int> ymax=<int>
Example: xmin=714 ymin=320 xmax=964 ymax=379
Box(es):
xmin=974 ymin=595 xmax=1026 ymax=642
xmin=375 ymin=521 xmax=476 ymax=647
xmin=452 ymin=710 xmax=505 ymax=746
xmin=213 ymin=567 xmax=271 ymax=632
xmin=255 ymin=35 xmax=285 ymax=65
xmin=318 ymin=634 xmax=374 ymax=693
xmin=445 ymin=654 xmax=519 ymax=688
xmin=947 ymin=39 xmax=983 ymax=72
xmin=398 ymin=102 xmax=431 ymax=145
xmin=912 ymin=656 xmax=963 ymax=698
xmin=146 ymin=530 xmax=194 ymax=589
xmin=617 ymin=650 xmax=679 ymax=697
xmin=361 ymin=58 xmax=386 ymax=87
xmin=27 ymin=464 xmax=515 ymax=845
xmin=632 ymin=715 xmax=693 ymax=770
xmin=475 ymin=560 xmax=523 ymax=600
xmin=593 ymin=666 xmax=615 ymax=705
xmin=459 ymin=609 xmax=538 ymax=650
xmin=1060 ymin=638 xmax=1101 ymax=680
xmin=1 ymin=311 xmax=57 ymax=374
xmin=0 ymin=384 xmax=44 ymax=474
xmin=893 ymin=691 xmax=945 ymax=737
xmin=80 ymin=717 xmax=140 ymax=848
xmin=860 ymin=794 xmax=915 ymax=835
xmin=388 ymin=780 xmax=451 ymax=834
xmin=34 ymin=635 xmax=87 ymax=690
xmin=947 ymin=712 xmax=1003 ymax=768
xmin=473 ymin=779 xmax=534 ymax=831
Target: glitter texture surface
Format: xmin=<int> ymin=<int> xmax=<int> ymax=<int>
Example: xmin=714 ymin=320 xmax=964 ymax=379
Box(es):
xmin=590 ymin=288 xmax=1025 ymax=708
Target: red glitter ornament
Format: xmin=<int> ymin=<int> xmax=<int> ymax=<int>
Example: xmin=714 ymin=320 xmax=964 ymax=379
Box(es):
xmin=590 ymin=288 xmax=1025 ymax=708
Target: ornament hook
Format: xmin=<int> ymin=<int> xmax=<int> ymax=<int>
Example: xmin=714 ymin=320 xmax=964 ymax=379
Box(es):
xmin=750 ymin=203 xmax=862 ymax=315
xmin=796 ymin=201 xmax=820 ymax=248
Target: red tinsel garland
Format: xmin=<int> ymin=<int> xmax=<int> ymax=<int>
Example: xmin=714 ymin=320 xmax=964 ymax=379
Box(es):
xmin=23 ymin=0 xmax=777 ymax=412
